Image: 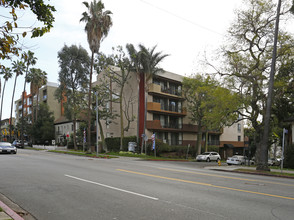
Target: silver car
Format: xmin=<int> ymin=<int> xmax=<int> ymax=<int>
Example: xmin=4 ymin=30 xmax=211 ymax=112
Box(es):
xmin=226 ymin=155 xmax=245 ymax=165
xmin=0 ymin=142 xmax=17 ymax=154
xmin=196 ymin=152 xmax=221 ymax=162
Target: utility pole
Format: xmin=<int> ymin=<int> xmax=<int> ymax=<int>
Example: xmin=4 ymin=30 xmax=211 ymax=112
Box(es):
xmin=95 ymin=92 xmax=99 ymax=157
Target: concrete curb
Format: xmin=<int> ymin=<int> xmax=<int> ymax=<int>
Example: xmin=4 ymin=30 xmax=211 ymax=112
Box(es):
xmin=0 ymin=200 xmax=23 ymax=220
xmin=0 ymin=194 xmax=35 ymax=220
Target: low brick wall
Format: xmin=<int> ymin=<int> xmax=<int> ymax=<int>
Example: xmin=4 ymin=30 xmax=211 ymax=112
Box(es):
xmin=32 ymin=145 xmax=67 ymax=150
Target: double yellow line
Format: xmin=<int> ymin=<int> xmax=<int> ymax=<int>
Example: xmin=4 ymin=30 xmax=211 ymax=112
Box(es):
xmin=117 ymin=169 xmax=294 ymax=201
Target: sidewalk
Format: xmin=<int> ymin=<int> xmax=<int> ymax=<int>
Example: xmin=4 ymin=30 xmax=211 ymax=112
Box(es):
xmin=205 ymin=164 xmax=294 ymax=178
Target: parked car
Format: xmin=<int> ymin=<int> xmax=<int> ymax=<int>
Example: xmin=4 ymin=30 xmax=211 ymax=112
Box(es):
xmin=244 ymin=156 xmax=255 ymax=165
xmin=0 ymin=142 xmax=17 ymax=154
xmin=226 ymin=155 xmax=245 ymax=165
xmin=196 ymin=152 xmax=221 ymax=162
xmin=268 ymin=158 xmax=280 ymax=166
xmin=12 ymin=140 xmax=29 ymax=148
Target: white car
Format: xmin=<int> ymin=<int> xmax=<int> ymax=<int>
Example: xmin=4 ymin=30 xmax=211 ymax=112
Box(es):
xmin=196 ymin=152 xmax=221 ymax=162
xmin=0 ymin=142 xmax=17 ymax=154
xmin=226 ymin=155 xmax=245 ymax=165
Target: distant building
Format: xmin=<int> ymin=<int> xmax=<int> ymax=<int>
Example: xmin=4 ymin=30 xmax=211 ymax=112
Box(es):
xmin=14 ymin=82 xmax=61 ymax=124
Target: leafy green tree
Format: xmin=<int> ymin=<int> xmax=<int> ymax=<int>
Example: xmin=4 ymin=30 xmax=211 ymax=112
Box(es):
xmin=93 ymin=84 xmax=118 ymax=152
xmin=0 ymin=0 xmax=55 ymax=69
xmin=182 ymin=74 xmax=240 ymax=155
xmin=10 ymin=60 xmax=25 ymax=141
xmin=26 ymin=68 xmax=47 ymax=123
xmin=0 ymin=67 xmax=12 ymax=140
xmin=80 ymin=0 xmax=113 ymax=152
xmin=102 ymin=46 xmax=134 ymax=150
xmin=214 ymin=0 xmax=294 ymax=171
xmin=55 ymin=44 xmax=90 ymax=150
xmin=31 ymin=103 xmax=55 ymax=144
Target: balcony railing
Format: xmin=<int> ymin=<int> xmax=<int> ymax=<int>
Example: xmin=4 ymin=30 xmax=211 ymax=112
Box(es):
xmin=149 ymin=84 xmax=183 ymax=99
xmin=147 ymin=102 xmax=187 ymax=116
xmin=161 ymin=87 xmax=182 ymax=96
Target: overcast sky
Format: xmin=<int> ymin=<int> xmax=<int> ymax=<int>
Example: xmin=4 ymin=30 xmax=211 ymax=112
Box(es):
xmin=1 ymin=0 xmax=290 ymax=120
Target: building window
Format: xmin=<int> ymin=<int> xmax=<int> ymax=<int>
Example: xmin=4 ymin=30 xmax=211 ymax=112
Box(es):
xmin=237 ymin=123 xmax=241 ymax=132
xmin=238 ymin=135 xmax=241 ymax=142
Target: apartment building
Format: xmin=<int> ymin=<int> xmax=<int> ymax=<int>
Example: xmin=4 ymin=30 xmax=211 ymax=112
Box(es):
xmin=14 ymin=82 xmax=62 ymax=124
xmin=95 ymin=68 xmax=246 ymax=157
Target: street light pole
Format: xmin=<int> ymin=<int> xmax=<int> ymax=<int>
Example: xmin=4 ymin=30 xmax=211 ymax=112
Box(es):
xmin=95 ymin=92 xmax=99 ymax=157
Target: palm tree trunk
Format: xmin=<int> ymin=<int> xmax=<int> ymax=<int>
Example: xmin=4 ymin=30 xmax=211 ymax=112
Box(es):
xmin=10 ymin=75 xmax=18 ymax=142
xmin=36 ymin=90 xmax=39 ymax=122
xmin=21 ymin=69 xmax=28 ymax=147
xmin=0 ymin=80 xmax=7 ymax=141
xmin=258 ymin=0 xmax=281 ymax=171
xmin=87 ymin=51 xmax=94 ymax=152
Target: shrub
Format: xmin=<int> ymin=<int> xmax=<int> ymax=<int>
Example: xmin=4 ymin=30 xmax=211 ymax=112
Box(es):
xmin=284 ymin=145 xmax=294 ymax=169
xmin=105 ymin=136 xmax=137 ymax=152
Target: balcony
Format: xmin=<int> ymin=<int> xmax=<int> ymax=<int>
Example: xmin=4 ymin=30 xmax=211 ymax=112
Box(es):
xmin=147 ymin=120 xmax=181 ymax=132
xmin=147 ymin=120 xmax=197 ymax=133
xmin=148 ymin=84 xmax=184 ymax=100
xmin=147 ymin=102 xmax=187 ymax=116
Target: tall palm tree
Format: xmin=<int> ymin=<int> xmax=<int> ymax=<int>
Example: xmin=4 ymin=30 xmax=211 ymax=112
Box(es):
xmin=127 ymin=44 xmax=168 ymax=153
xmin=80 ymin=0 xmax=112 ymax=152
xmin=26 ymin=68 xmax=47 ymax=124
xmin=10 ymin=60 xmax=26 ymax=141
xmin=21 ymin=51 xmax=37 ymax=146
xmin=0 ymin=68 xmax=13 ymax=140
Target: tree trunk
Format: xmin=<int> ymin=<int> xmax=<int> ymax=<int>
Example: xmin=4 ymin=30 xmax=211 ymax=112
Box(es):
xmin=196 ymin=119 xmax=202 ymax=156
xmin=87 ymin=51 xmax=94 ymax=152
xmin=98 ymin=119 xmax=106 ymax=152
xmin=10 ymin=75 xmax=18 ymax=142
xmin=0 ymin=80 xmax=7 ymax=141
xmin=258 ymin=0 xmax=281 ymax=171
xmin=119 ymin=87 xmax=124 ymax=150
xmin=31 ymin=93 xmax=35 ymax=144
xmin=73 ymin=118 xmax=77 ymax=150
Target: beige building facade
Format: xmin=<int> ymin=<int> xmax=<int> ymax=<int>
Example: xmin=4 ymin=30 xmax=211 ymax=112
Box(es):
xmin=94 ymin=68 xmax=246 ymax=157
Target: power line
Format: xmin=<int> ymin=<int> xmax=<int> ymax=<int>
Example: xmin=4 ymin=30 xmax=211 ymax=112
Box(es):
xmin=139 ymin=0 xmax=224 ymax=36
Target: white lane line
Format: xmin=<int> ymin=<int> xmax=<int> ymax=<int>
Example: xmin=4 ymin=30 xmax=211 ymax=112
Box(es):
xmin=64 ymin=174 xmax=159 ymax=201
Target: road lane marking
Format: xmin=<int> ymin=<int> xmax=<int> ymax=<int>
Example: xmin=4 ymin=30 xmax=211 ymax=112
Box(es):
xmin=117 ymin=169 xmax=294 ymax=201
xmin=64 ymin=174 xmax=158 ymax=201
xmin=157 ymin=167 xmax=294 ymax=187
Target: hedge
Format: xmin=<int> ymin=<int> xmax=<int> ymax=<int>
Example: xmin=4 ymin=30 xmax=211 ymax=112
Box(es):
xmin=105 ymin=136 xmax=137 ymax=152
xmin=284 ymin=144 xmax=294 ymax=169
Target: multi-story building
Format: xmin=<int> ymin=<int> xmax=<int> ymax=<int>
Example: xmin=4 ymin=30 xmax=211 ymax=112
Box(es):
xmin=14 ymin=82 xmax=61 ymax=125
xmin=95 ymin=68 xmax=246 ymax=158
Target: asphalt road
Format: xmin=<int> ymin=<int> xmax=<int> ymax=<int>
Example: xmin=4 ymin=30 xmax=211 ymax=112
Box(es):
xmin=0 ymin=149 xmax=294 ymax=220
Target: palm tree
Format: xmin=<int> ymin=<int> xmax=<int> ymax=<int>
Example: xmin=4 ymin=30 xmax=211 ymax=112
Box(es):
xmin=127 ymin=44 xmax=168 ymax=153
xmin=80 ymin=0 xmax=112 ymax=152
xmin=10 ymin=60 xmax=26 ymax=141
xmin=26 ymin=68 xmax=47 ymax=124
xmin=21 ymin=51 xmax=37 ymax=146
xmin=0 ymin=68 xmax=13 ymax=140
